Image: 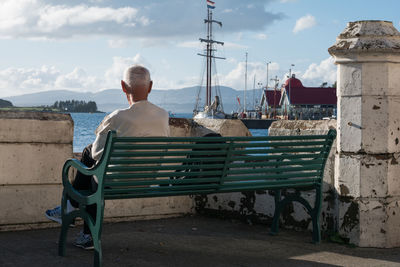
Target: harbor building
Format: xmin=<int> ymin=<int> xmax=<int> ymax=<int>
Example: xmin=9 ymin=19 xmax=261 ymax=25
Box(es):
xmin=279 ymin=75 xmax=337 ymax=120
xmin=259 ymin=89 xmax=282 ymax=119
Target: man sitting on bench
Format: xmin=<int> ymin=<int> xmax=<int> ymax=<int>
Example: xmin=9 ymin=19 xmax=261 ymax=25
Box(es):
xmin=45 ymin=65 xmax=170 ymax=250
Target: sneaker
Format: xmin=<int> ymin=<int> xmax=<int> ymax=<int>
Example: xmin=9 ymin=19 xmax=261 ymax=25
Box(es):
xmin=45 ymin=205 xmax=75 ymax=227
xmin=45 ymin=206 xmax=62 ymax=224
xmin=73 ymin=231 xmax=94 ymax=250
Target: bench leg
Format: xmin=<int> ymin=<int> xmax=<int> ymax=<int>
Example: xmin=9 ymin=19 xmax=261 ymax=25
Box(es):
xmin=58 ymin=194 xmax=70 ymax=256
xmin=58 ymin=220 xmax=69 ymax=256
xmin=93 ymin=236 xmax=102 ymax=267
xmin=88 ymin=201 xmax=105 ymax=267
xmin=269 ymin=188 xmax=322 ymax=243
xmin=270 ymin=189 xmax=281 ymax=235
xmin=311 ymin=186 xmax=322 ymax=244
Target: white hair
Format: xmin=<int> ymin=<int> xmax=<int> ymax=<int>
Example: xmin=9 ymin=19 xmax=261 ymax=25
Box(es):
xmin=123 ymin=65 xmax=151 ymax=88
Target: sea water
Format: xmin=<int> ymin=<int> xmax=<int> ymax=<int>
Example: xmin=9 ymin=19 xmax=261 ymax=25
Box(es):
xmin=70 ymin=113 xmax=268 ymax=152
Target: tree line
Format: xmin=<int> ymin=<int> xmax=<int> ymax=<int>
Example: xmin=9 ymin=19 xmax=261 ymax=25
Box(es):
xmin=52 ymin=100 xmax=98 ymax=112
xmin=0 ymin=99 xmax=13 ymax=108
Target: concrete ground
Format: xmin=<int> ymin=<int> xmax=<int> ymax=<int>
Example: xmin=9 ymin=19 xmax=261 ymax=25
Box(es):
xmin=0 ymin=215 xmax=399 ymax=267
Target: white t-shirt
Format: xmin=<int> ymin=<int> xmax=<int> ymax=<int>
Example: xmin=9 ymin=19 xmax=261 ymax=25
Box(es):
xmin=91 ymin=100 xmax=170 ymax=161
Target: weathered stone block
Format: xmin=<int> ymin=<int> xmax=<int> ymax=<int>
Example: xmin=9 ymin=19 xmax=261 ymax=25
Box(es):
xmin=338 ymin=197 xmax=400 ymax=248
xmin=338 ymin=64 xmax=362 ymax=96
xmin=338 ymin=96 xmax=362 ymax=153
xmin=0 ymin=111 xmax=73 ymax=144
xmin=0 ymin=184 xmax=193 ymax=227
xmin=336 ymin=153 xmax=400 ymax=198
xmin=388 ymin=62 xmax=400 ymax=95
xmin=169 ymin=118 xmax=251 ymax=137
xmin=0 ymin=143 xmax=72 ymax=185
xmin=194 ymin=118 xmax=251 ymax=137
xmin=361 ymin=95 xmax=389 ymax=153
xmin=359 ymin=199 xmax=395 ymax=247
xmin=387 ymin=153 xmax=400 ymax=196
xmin=0 ymin=185 xmax=63 ymax=225
xmin=385 ymin=199 xmax=400 ymax=247
xmin=335 ymin=154 xmax=361 ymax=198
xmin=361 ymin=63 xmax=389 ymax=96
xmin=339 ymin=95 xmax=400 ymax=154
xmin=104 ymin=196 xmax=193 ymax=218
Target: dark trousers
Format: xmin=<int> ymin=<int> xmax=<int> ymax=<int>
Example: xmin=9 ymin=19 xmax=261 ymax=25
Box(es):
xmin=70 ymin=144 xmax=98 ymax=235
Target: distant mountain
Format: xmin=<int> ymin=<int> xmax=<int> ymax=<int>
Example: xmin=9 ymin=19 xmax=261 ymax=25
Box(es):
xmin=4 ymin=86 xmax=263 ymax=113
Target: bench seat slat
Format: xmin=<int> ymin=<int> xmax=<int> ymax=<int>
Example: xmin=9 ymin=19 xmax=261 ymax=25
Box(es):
xmin=104 ymin=183 xmax=220 ymax=194
xmin=226 ymin=164 xmax=323 ymax=175
xmin=113 ymin=134 xmax=331 ymax=143
xmin=231 ymin=147 xmax=326 ymax=155
xmin=104 ymin=177 xmax=221 ymax=187
xmin=108 ymin=157 xmax=226 ymax=165
xmin=106 ymin=163 xmax=225 ymax=172
xmin=222 ymin=178 xmax=319 ymax=186
xmin=104 ymin=188 xmax=218 ymax=200
xmin=110 ymin=150 xmax=227 ymax=157
xmin=218 ymin=182 xmax=316 ymax=192
xmin=109 ymin=147 xmax=324 ymax=158
xmin=105 ymin=170 xmax=223 ymax=179
xmin=107 ymin=153 xmax=326 ymax=165
xmin=111 ymin=140 xmax=329 ymax=150
xmin=231 ymin=141 xmax=329 ymax=148
xmin=112 ymin=143 xmax=230 ymax=150
xmin=106 ymin=158 xmax=325 ymax=172
xmin=223 ymin=171 xmax=320 ymax=182
xmin=227 ymin=159 xmax=325 ymax=168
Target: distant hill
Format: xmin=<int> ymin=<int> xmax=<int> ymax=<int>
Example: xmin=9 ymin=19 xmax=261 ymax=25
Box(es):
xmin=0 ymin=99 xmax=13 ymax=108
xmin=4 ymin=86 xmax=263 ymax=113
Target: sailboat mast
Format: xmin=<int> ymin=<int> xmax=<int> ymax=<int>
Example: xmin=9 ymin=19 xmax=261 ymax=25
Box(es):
xmin=207 ymin=9 xmax=212 ymax=106
xmin=244 ymin=52 xmax=248 ymax=113
xmin=197 ymin=1 xmax=225 ymax=112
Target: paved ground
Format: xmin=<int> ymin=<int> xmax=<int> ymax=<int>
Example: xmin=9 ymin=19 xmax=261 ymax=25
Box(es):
xmin=0 ymin=215 xmax=399 ymax=267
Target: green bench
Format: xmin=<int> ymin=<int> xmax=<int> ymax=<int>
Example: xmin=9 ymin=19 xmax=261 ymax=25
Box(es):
xmin=58 ymin=129 xmax=336 ymax=266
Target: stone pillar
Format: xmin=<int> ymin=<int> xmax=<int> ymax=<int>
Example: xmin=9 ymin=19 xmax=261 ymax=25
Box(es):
xmin=329 ymin=20 xmax=400 ymax=247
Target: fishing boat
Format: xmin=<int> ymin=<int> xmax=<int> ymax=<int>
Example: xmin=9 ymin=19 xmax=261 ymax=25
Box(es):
xmin=193 ymin=0 xmax=226 ymax=119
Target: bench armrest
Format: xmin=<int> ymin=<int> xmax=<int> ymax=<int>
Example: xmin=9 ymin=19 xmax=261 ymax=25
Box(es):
xmin=61 ymin=158 xmax=100 ymax=205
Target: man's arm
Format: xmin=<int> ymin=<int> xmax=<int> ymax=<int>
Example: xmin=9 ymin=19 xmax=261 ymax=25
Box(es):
xmin=91 ymin=115 xmax=113 ymax=161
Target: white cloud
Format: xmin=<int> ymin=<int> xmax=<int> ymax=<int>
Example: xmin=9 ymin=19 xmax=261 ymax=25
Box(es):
xmin=55 ymin=67 xmax=99 ymax=89
xmin=293 ymin=14 xmax=316 ymax=33
xmin=0 ymin=55 xmax=151 ymax=97
xmin=108 ymin=39 xmax=129 ymax=48
xmin=0 ymin=66 xmax=60 ymax=96
xmin=222 ymin=9 xmax=233 ymax=13
xmin=236 ymin=32 xmax=244 ymax=41
xmin=224 ymin=42 xmax=248 ymax=49
xmin=0 ymin=0 xmax=283 ymax=40
xmin=280 ymin=0 xmax=297 ymax=3
xmin=301 ymin=57 xmax=337 ymax=86
xmin=0 ymin=0 xmax=142 ymax=39
xmin=256 ymin=33 xmax=268 ymax=40
xmin=177 ymin=41 xmax=201 ymax=48
xmin=219 ymin=61 xmax=280 ymax=90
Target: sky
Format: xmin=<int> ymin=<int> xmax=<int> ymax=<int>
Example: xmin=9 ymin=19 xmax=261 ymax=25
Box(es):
xmin=0 ymin=0 xmax=398 ymax=98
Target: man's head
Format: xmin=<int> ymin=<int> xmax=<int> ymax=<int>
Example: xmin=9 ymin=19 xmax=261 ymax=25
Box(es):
xmin=121 ymin=65 xmax=153 ymax=104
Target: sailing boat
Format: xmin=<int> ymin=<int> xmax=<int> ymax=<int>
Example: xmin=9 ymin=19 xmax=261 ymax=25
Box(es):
xmin=193 ymin=0 xmax=226 ymax=119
